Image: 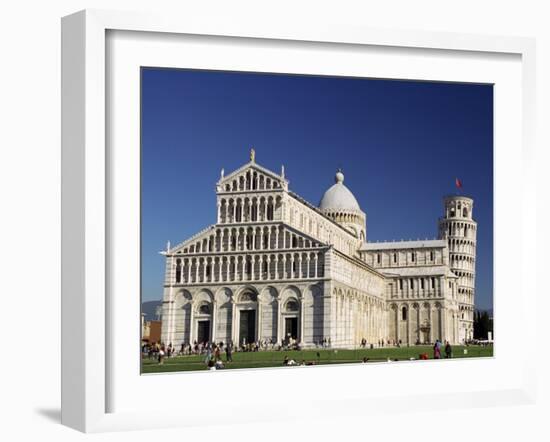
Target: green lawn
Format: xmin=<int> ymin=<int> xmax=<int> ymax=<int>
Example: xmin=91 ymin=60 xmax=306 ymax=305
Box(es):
xmin=141 ymin=345 xmax=493 ymax=374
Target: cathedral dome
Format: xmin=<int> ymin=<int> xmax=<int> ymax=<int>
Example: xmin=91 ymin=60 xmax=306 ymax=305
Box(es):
xmin=319 ymin=170 xmax=361 ymax=211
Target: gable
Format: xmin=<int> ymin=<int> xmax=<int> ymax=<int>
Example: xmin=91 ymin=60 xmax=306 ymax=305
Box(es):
xmin=217 ymin=161 xmax=288 ymax=192
xmin=167 ymin=221 xmax=330 ymax=257
xmin=168 ymin=224 xmax=217 ymax=255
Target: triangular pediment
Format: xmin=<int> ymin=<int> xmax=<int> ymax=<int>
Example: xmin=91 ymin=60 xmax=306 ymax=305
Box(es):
xmin=166 ymin=221 xmax=329 ymax=257
xmin=167 ymin=224 xmax=217 ymax=254
xmin=217 ymin=161 xmax=288 ymax=191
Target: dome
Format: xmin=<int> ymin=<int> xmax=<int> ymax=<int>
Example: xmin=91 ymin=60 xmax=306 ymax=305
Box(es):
xmin=319 ymin=170 xmax=361 ymax=211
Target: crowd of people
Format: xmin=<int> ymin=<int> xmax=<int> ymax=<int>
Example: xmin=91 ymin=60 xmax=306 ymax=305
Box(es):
xmin=142 ymin=337 xmax=457 ymax=368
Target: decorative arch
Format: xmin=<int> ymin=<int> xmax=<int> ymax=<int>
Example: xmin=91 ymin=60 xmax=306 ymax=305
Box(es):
xmin=236 ymin=285 xmax=259 ymax=303
xmin=281 ymin=285 xmax=301 ymax=302
xmin=174 ymin=289 xmax=192 ymax=307
xmin=197 ymin=303 xmax=211 ymax=315
xmin=284 ymin=298 xmax=300 ymax=312
xmin=214 ymin=287 xmax=232 ymax=305
xmin=259 ymin=286 xmax=278 ymax=304
xmin=194 ymin=289 xmax=214 ymax=304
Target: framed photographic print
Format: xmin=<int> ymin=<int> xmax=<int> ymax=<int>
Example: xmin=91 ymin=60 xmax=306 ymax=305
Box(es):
xmin=140 ymin=68 xmax=492 ymax=374
xmin=61 ymin=9 xmax=537 ymax=433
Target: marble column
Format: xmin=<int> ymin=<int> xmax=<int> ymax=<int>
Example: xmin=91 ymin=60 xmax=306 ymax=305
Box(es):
xmin=276 ymin=298 xmax=282 ymax=344
xmin=314 ymin=254 xmax=318 ymax=278
xmin=231 ymin=300 xmax=238 ymax=345
xmin=257 ymin=299 xmax=262 ymax=342
xmin=407 ymin=308 xmax=411 ymax=345
xmin=259 ymin=255 xmax=264 ymax=281
xmin=395 ymin=307 xmax=400 ymax=344
xmin=300 ymin=297 xmax=305 ymax=344
xmin=189 ymin=304 xmax=195 ymax=344
xmin=211 ymin=300 xmax=217 ymax=343
xmin=429 ymin=308 xmax=434 ymax=343
xmin=440 ymin=307 xmax=445 ymax=341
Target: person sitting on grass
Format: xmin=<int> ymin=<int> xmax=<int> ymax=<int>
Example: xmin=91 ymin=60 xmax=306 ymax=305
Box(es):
xmin=283 ymin=355 xmax=296 ymax=366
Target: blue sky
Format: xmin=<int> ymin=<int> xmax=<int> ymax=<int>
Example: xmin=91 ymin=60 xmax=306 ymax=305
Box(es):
xmin=141 ymin=68 xmax=493 ymax=310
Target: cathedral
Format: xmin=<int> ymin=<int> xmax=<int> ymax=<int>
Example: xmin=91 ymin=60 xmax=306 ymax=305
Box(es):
xmin=160 ymin=150 xmax=477 ymax=348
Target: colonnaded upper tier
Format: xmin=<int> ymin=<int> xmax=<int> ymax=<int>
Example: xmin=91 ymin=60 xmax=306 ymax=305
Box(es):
xmin=160 ymin=150 xmax=476 ymax=348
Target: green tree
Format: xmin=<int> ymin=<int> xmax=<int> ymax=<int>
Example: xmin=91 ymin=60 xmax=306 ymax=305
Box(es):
xmin=474 ymin=310 xmax=493 ymax=340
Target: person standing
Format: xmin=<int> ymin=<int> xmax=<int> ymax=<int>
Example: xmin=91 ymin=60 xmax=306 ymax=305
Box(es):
xmin=445 ymin=341 xmax=452 ymax=358
xmin=433 ymin=339 xmax=441 ymax=359
xmin=204 ymin=343 xmax=212 ymax=365
xmin=226 ymin=341 xmax=233 ymax=362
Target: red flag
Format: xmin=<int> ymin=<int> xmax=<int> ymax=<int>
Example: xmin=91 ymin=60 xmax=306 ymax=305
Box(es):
xmin=455 ymin=178 xmax=463 ymax=189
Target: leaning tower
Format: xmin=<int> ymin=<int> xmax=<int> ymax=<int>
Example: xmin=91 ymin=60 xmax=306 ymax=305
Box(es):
xmin=438 ymin=195 xmax=477 ymax=343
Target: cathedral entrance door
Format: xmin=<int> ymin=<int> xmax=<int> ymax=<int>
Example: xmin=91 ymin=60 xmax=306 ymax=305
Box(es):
xmin=285 ymin=317 xmax=298 ymax=341
xmin=239 ymin=310 xmax=256 ymax=345
xmin=422 ymin=329 xmax=430 ymax=344
xmin=197 ymin=320 xmax=211 ymax=344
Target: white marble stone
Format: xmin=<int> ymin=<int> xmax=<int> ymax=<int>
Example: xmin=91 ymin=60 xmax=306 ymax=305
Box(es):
xmin=160 ymin=155 xmax=477 ymax=348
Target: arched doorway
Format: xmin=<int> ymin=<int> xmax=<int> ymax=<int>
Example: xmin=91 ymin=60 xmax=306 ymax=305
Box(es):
xmin=195 ymin=302 xmax=212 ymax=344
xmin=283 ymin=298 xmax=300 ymax=342
xmin=237 ymin=291 xmax=258 ymax=346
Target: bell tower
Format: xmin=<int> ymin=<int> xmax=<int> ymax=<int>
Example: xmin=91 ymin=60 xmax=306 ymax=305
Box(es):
xmin=438 ymin=195 xmax=477 ymax=343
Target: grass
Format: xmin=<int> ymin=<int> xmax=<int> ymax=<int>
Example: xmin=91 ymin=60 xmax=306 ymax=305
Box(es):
xmin=141 ymin=345 xmax=493 ymax=374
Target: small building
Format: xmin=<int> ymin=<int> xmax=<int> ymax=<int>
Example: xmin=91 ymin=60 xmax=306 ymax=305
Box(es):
xmin=142 ymin=314 xmax=162 ymax=345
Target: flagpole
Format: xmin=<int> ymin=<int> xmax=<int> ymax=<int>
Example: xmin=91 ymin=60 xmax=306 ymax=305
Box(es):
xmin=455 ymin=177 xmax=463 ymax=195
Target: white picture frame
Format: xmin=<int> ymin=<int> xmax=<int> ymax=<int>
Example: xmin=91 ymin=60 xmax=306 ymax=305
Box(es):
xmin=61 ymin=9 xmax=537 ymax=433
